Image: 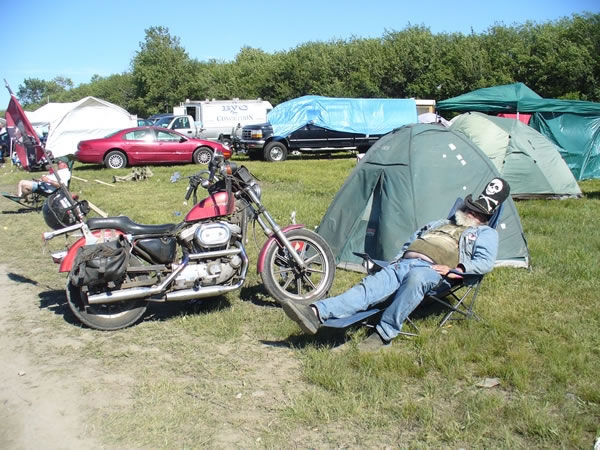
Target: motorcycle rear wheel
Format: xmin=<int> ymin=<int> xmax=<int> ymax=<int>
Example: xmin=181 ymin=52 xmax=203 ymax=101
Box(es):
xmin=65 ymin=280 xmax=148 ymax=331
xmin=66 ymin=255 xmax=149 ymax=330
xmin=66 ymin=280 xmax=148 ymax=331
xmin=261 ymin=228 xmax=335 ymax=304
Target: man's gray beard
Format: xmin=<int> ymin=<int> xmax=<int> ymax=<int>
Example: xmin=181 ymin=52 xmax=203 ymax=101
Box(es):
xmin=455 ymin=209 xmax=483 ymax=227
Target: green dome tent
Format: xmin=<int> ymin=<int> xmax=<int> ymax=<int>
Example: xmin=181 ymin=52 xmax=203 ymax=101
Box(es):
xmin=317 ymin=124 xmax=530 ymax=272
xmin=450 ymin=112 xmax=582 ymax=199
xmin=436 ymin=82 xmax=542 ymax=114
xmin=437 ymin=82 xmax=600 ymax=180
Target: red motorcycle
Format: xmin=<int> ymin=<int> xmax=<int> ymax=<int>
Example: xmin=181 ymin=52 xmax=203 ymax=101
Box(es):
xmin=43 ymin=152 xmax=335 ymax=330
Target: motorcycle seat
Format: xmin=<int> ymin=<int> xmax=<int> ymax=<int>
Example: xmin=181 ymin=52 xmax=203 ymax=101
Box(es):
xmin=87 ymin=216 xmax=178 ymax=235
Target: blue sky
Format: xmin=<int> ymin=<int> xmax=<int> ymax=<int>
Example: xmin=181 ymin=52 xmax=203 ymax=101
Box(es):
xmin=3 ymin=0 xmax=598 ymax=110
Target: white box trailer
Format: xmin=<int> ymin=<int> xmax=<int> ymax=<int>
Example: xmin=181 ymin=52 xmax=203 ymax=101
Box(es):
xmin=174 ymin=98 xmax=273 ymax=146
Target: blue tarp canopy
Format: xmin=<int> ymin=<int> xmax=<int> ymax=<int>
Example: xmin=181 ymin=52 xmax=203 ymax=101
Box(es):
xmin=267 ymin=95 xmax=418 ymax=137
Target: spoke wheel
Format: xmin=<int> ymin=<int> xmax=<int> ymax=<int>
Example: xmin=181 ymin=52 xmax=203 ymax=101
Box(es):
xmin=261 ymin=228 xmax=335 ymax=303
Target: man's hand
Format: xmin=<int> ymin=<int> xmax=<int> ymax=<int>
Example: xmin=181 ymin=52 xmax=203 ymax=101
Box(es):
xmin=432 ymin=264 xmax=464 ymax=279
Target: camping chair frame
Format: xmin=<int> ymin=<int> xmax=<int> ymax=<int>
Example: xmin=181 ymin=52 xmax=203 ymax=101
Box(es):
xmin=321 ymin=198 xmax=503 ymax=336
xmin=1 ymin=158 xmax=75 ymax=211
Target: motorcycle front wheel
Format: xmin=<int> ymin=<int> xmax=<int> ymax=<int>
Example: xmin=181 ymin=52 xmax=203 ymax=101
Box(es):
xmin=261 ymin=228 xmax=335 ymax=304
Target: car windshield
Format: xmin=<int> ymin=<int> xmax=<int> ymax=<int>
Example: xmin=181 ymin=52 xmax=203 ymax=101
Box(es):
xmin=155 ymin=117 xmax=173 ymax=127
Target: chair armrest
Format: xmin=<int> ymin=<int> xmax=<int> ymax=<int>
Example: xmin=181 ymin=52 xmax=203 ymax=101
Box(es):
xmin=446 ymin=270 xmax=483 ymax=284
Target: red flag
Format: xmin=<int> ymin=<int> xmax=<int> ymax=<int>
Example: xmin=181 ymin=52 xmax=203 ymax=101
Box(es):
xmin=5 ymin=94 xmax=45 ymax=171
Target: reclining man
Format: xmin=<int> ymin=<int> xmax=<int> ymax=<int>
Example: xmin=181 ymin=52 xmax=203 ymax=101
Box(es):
xmin=16 ymin=159 xmax=71 ymax=199
xmin=279 ymin=178 xmax=510 ymax=351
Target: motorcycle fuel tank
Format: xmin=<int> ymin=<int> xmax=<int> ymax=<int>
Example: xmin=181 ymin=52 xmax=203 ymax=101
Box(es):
xmin=185 ymin=191 xmax=235 ymax=222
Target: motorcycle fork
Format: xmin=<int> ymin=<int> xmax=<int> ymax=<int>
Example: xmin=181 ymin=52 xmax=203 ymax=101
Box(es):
xmin=246 ymin=190 xmax=307 ymax=270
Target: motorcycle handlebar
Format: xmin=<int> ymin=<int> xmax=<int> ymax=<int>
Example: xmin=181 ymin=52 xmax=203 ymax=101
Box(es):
xmin=184 ymin=184 xmax=194 ymax=201
xmin=185 ymin=152 xmax=238 ymax=200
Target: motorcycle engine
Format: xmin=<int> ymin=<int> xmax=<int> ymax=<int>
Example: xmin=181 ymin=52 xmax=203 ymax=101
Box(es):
xmin=175 ymin=221 xmax=244 ymax=289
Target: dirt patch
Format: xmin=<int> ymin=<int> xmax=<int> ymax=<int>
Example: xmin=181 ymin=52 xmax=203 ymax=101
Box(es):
xmin=0 ymin=265 xmax=118 ymax=449
xmin=0 ymin=262 xmax=310 ymax=448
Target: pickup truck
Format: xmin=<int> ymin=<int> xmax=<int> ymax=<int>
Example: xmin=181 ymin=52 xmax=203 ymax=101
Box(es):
xmin=154 ymin=115 xmax=200 ymax=138
xmin=236 ymin=122 xmax=381 ymax=161
xmin=234 ymin=96 xmax=421 ymax=162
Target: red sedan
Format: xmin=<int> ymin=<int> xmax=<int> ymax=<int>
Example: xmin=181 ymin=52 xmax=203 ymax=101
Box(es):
xmin=75 ymin=126 xmax=232 ymax=169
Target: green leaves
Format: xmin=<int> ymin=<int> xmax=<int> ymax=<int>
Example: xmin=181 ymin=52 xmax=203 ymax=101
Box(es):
xmin=14 ymin=14 xmax=600 ymax=117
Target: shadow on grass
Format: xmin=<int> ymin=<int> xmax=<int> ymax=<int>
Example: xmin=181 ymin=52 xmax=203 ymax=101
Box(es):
xmin=261 ymin=327 xmax=353 ymax=350
xmin=38 ymin=289 xmax=83 ymax=326
xmin=74 ymin=162 xmax=200 ymax=173
xmin=236 ymin=152 xmax=357 ymax=163
xmin=143 ymin=295 xmax=231 ymax=323
xmin=35 ymin=281 xmax=232 ymax=328
xmin=239 ymin=284 xmax=279 ymax=308
xmin=261 ymin=300 xmax=453 ymax=350
xmin=583 ymin=191 xmax=600 ymax=200
xmin=8 ymin=272 xmax=41 ymax=285
xmin=1 ymin=207 xmax=41 ymax=214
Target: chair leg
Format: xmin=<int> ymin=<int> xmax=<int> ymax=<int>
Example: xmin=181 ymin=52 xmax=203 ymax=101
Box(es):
xmin=431 ymin=284 xmax=482 ymax=330
xmin=398 ymin=316 xmax=419 ymax=337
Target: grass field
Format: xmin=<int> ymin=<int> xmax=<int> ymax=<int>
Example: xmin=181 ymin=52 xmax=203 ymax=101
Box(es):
xmin=0 ymin=154 xmax=598 ymax=448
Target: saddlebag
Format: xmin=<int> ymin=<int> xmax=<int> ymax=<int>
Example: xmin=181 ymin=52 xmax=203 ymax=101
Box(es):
xmin=70 ymin=238 xmax=130 ymax=288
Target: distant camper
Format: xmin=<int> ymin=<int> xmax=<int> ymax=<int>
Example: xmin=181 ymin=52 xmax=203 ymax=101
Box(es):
xmin=171 ymin=99 xmax=273 ymax=147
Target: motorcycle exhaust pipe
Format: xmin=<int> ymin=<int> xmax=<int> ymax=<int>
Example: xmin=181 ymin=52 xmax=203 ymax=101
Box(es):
xmin=87 ymin=254 xmax=190 ymax=304
xmin=165 ymin=279 xmax=245 ymax=301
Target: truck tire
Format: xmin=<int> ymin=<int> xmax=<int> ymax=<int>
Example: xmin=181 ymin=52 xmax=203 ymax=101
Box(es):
xmin=264 ymin=142 xmax=288 ymax=162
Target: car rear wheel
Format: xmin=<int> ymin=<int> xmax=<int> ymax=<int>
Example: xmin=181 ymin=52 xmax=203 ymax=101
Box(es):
xmin=264 ymin=142 xmax=288 ymax=162
xmin=193 ymin=147 xmax=213 ymax=165
xmin=104 ymin=150 xmax=127 ymax=169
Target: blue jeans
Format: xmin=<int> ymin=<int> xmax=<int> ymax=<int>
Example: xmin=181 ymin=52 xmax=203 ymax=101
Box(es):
xmin=314 ymin=259 xmax=448 ymax=341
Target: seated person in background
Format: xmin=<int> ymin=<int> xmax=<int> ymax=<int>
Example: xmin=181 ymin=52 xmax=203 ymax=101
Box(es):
xmin=17 ymin=159 xmax=71 ymax=199
xmin=279 ymin=178 xmax=510 ymax=351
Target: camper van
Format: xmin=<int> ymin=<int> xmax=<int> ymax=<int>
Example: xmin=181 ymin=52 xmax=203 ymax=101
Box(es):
xmin=173 ymin=99 xmax=273 ymax=146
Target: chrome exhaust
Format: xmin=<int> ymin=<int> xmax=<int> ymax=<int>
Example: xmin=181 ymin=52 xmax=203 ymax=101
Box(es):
xmin=87 ymin=254 xmax=190 ymax=304
xmin=165 ymin=278 xmax=245 ymax=301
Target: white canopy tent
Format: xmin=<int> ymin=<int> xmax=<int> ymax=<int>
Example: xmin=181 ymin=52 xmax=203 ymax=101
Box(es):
xmin=25 ymin=97 xmax=137 ymax=157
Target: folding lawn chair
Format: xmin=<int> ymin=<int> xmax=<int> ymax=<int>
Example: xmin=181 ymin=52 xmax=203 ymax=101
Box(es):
xmin=1 ymin=158 xmax=75 ymax=211
xmin=321 ymin=198 xmax=503 ymax=337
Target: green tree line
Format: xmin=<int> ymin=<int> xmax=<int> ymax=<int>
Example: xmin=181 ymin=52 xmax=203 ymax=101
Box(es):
xmin=13 ymin=13 xmax=600 ymax=117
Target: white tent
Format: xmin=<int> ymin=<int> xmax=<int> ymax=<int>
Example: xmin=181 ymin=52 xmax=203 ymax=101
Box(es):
xmin=418 ymin=112 xmax=450 ymax=127
xmin=25 ymin=97 xmax=137 ymax=157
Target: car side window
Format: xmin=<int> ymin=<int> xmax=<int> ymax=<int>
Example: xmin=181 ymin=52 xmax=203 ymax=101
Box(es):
xmin=157 ymin=130 xmax=180 ymax=142
xmin=124 ymin=130 xmax=153 ymax=141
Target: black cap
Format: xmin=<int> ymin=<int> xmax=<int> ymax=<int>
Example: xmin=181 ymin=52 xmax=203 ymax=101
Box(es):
xmin=464 ymin=177 xmax=510 ymax=217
